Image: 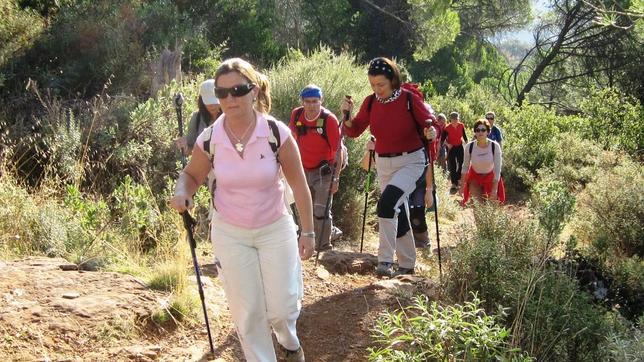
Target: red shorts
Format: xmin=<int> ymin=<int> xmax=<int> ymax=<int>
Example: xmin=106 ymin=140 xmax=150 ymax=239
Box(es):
xmin=462 ymin=169 xmax=506 ymax=205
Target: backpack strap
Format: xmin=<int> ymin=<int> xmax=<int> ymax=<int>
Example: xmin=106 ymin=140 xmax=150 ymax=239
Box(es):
xmin=468 ymin=141 xmax=495 ymax=156
xmin=202 ymin=125 xmax=215 ymax=161
xmin=292 ymin=108 xmax=332 ymax=150
xmin=266 ymin=118 xmax=281 ymax=162
xmin=367 ymin=94 xmax=376 ymax=112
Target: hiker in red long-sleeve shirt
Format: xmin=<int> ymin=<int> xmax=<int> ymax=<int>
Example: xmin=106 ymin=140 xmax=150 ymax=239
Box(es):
xmin=341 ymin=57 xmax=436 ymax=278
xmin=440 ymin=111 xmax=468 ymax=193
xmin=288 ymin=84 xmax=343 ymax=251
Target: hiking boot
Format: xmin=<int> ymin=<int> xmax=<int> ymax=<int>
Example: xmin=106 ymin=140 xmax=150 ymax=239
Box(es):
xmin=283 ymin=346 xmax=305 ymax=362
xmin=393 ymin=267 xmax=415 ymax=277
xmin=415 ymin=239 xmax=430 ymax=248
xmin=375 ymin=262 xmax=395 ymax=278
xmin=450 ymin=185 xmax=458 ymax=194
xmin=331 ymin=226 xmax=343 ymax=242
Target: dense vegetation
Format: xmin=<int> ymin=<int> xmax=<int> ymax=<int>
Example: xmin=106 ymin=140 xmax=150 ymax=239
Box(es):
xmin=1 ymin=0 xmax=642 ymax=359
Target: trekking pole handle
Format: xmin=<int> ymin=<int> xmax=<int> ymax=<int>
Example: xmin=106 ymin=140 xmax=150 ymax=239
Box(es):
xmin=174 ymin=92 xmax=184 ymax=109
xmin=174 ymin=93 xmax=185 ymax=137
xmin=343 ymin=95 xmax=352 ymax=121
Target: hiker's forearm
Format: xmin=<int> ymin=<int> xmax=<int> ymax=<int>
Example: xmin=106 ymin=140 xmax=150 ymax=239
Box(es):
xmin=279 ymin=137 xmax=314 ymax=233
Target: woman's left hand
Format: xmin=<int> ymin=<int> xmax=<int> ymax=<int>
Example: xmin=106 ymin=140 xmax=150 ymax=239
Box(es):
xmin=298 ymin=235 xmax=315 ymax=260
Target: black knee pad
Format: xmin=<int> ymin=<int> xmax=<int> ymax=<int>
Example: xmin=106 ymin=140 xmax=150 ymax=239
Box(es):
xmin=396 ymin=207 xmax=410 ymax=238
xmin=377 ymin=185 xmax=405 ymax=219
xmin=409 ymin=207 xmax=428 ymax=234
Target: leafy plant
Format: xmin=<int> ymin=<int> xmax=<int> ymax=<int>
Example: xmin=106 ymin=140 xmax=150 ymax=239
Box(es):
xmin=368 ymin=294 xmax=529 ymax=361
xmin=529 ymin=179 xmax=576 ymax=243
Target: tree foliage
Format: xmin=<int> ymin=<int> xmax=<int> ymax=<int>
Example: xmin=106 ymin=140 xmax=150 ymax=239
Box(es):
xmin=500 ymin=0 xmax=643 ymax=107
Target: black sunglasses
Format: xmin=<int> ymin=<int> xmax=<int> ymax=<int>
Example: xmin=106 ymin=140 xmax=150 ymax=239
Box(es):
xmin=486 ymin=117 xmax=494 ymax=120
xmin=214 ymin=83 xmax=256 ymax=99
xmin=475 ymin=127 xmax=488 ymax=132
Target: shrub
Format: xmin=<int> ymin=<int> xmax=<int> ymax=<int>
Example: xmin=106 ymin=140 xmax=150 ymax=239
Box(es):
xmin=368 ymin=294 xmax=529 ymax=361
xmin=0 ymin=0 xmax=45 ymax=87
xmin=573 ymin=158 xmax=644 ymax=258
xmin=536 ymin=132 xmax=605 ymax=191
xmin=520 ymin=270 xmax=613 ymax=361
xmin=578 ymin=87 xmax=643 ymax=154
xmin=529 ymin=179 xmax=576 ymax=243
xmin=446 ymin=203 xmax=541 ymax=310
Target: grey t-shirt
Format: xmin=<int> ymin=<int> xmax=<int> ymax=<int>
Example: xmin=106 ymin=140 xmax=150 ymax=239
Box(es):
xmin=186 ymin=111 xmax=211 ymax=149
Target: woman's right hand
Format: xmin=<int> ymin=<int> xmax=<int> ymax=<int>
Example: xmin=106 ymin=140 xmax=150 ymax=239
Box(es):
xmin=175 ymin=137 xmax=188 ymax=153
xmin=340 ymin=97 xmax=353 ymax=114
xmin=366 ymin=137 xmax=376 ymax=151
xmin=169 ymin=192 xmax=194 ymax=213
xmin=298 ymin=234 xmax=315 ymax=260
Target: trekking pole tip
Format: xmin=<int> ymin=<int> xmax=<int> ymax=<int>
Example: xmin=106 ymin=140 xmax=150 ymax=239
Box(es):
xmin=174 ymin=92 xmax=184 ymax=108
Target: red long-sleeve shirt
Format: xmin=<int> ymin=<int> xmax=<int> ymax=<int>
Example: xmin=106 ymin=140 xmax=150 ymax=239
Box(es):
xmin=344 ymin=91 xmax=433 ymax=155
xmin=288 ymin=106 xmax=341 ymax=169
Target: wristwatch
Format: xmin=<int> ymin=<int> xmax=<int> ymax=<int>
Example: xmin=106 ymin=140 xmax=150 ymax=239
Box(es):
xmin=301 ymin=231 xmax=316 ymax=238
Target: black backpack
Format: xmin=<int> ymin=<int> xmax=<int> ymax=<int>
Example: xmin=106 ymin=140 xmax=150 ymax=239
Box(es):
xmin=292 ymin=107 xmax=333 ymax=150
xmin=468 ymin=141 xmax=496 ymax=156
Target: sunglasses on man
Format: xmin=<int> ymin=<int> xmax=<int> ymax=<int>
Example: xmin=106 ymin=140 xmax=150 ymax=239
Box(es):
xmin=486 ymin=117 xmax=494 ymax=120
xmin=214 ymin=83 xmax=256 ymax=99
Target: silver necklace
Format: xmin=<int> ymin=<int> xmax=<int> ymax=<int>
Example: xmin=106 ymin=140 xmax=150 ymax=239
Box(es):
xmin=226 ymin=118 xmax=254 ymax=152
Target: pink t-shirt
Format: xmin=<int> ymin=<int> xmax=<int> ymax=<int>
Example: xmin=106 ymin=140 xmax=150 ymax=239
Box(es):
xmin=195 ymin=112 xmax=292 ymax=229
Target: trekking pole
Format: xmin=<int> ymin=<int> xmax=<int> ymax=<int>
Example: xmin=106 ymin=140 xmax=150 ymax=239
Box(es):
xmin=182 ymin=209 xmax=216 ymax=354
xmin=174 ymin=93 xmax=187 ymax=168
xmin=360 ymin=135 xmax=375 ymax=253
xmin=314 ymin=98 xmax=350 ymax=266
xmin=174 ymin=93 xmax=215 ymax=354
xmin=426 ymin=123 xmax=443 ymax=279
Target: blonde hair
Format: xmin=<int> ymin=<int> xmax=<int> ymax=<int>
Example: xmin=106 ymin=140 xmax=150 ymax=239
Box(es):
xmin=214 ymin=58 xmax=271 ymax=114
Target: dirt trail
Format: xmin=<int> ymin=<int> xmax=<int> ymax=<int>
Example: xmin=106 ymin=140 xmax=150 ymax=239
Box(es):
xmin=0 ymin=198 xmax=494 ymax=361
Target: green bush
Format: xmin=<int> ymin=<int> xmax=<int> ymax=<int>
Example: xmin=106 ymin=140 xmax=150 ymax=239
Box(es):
xmin=444 ymin=203 xmax=630 ymax=361
xmin=536 ymin=132 xmax=606 ymax=191
xmin=501 ymin=104 xmax=585 ymax=190
xmin=0 ymin=0 xmax=45 ymax=87
xmin=368 ymin=294 xmax=529 ymax=361
xmin=446 ymin=203 xmax=541 ymax=310
xmin=573 ymin=158 xmax=643 ymax=258
xmin=520 ymin=270 xmax=613 ymax=361
xmin=529 ymin=179 xmax=576 ymax=243
xmin=578 ymin=87 xmax=643 ymax=154
xmin=267 ymin=47 xmax=374 ymax=240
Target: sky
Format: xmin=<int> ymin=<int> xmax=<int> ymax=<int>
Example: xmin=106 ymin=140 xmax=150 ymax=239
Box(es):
xmin=498 ymin=0 xmax=550 ymax=44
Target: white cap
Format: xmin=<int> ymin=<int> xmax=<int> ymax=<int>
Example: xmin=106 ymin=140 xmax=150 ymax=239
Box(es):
xmin=199 ymin=79 xmax=219 ymax=105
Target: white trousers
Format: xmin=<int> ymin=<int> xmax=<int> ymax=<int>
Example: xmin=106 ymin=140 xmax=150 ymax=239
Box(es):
xmin=211 ymin=212 xmax=303 ymax=362
xmin=375 ymin=149 xmax=425 ymax=268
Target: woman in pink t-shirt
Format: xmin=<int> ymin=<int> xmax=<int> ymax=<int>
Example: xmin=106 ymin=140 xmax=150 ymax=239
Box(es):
xmin=170 ymin=58 xmax=313 ymax=362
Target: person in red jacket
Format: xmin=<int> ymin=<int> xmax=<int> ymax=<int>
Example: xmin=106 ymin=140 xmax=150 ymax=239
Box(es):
xmin=289 ymin=84 xmax=343 ymax=251
xmin=341 ymin=57 xmax=436 ymax=278
xmin=440 ymin=111 xmax=468 ymax=193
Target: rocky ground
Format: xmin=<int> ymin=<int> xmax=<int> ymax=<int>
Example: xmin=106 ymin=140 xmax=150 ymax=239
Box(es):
xmin=1 ymin=196 xmax=517 ymax=361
